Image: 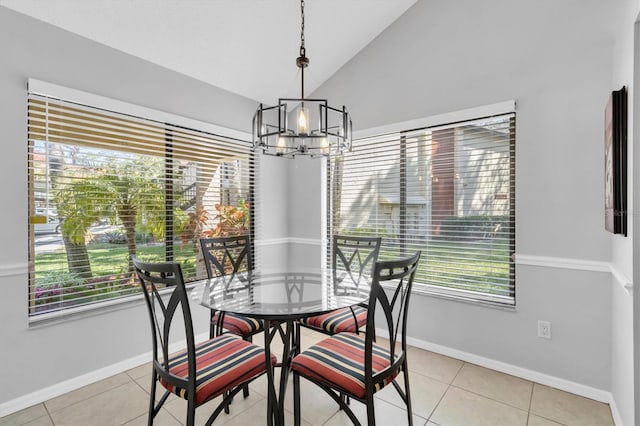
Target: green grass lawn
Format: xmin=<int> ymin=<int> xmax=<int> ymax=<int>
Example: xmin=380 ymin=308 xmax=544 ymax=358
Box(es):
xmin=32 ymin=241 xmax=202 ymax=313
xmin=379 ymin=239 xmax=512 ymax=297
xmin=33 ymin=238 xmax=512 ymax=314
xmin=35 ymin=242 xmax=199 ymax=280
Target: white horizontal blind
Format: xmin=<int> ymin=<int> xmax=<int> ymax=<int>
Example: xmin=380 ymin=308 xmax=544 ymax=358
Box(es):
xmin=328 ymin=113 xmax=515 ymax=305
xmin=28 ymin=94 xmax=254 ymax=317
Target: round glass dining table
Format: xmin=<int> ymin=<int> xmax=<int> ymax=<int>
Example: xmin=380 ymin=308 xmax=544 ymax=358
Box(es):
xmin=190 ymin=267 xmax=370 ymax=426
xmin=190 ymin=267 xmax=370 ymax=320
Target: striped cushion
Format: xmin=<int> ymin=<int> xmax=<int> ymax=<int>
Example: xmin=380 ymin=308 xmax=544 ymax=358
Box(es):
xmin=291 ymin=333 xmax=398 ymax=399
xmin=212 ymin=311 xmax=263 ymax=336
xmin=160 ymin=334 xmax=276 ymax=405
xmin=299 ymin=306 xmax=367 ymax=334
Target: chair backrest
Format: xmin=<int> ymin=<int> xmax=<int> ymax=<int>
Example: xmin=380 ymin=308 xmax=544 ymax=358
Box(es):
xmin=200 ymin=235 xmax=252 ymax=278
xmin=132 ymin=256 xmax=196 ymax=392
xmin=332 ymin=235 xmax=381 ymax=288
xmin=364 ymin=251 xmax=421 ymax=386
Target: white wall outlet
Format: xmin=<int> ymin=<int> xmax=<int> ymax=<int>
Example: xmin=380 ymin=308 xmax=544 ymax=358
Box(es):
xmin=537 ymin=320 xmax=551 ymax=339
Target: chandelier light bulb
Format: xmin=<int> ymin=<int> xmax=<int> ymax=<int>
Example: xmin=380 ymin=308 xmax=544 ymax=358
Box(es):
xmin=297 ymin=107 xmax=309 ymax=135
xmin=277 ymin=136 xmax=287 ymax=154
xmin=320 ymin=137 xmax=329 ymax=154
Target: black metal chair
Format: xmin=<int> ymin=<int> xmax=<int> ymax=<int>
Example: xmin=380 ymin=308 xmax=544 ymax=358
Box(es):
xmin=292 ymin=251 xmax=421 ymax=426
xmin=200 ymin=236 xmax=264 ymax=340
xmin=132 ymin=256 xmax=276 ymax=426
xmin=200 ymin=235 xmax=266 ymax=402
xmin=298 ymin=235 xmax=381 ymax=335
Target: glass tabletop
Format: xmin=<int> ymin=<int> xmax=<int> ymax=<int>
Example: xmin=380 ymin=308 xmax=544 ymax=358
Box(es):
xmin=190 ymin=267 xmax=370 ymax=320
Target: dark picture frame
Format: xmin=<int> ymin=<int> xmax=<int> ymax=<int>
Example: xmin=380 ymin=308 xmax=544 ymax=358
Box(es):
xmin=604 ymin=86 xmax=627 ymax=236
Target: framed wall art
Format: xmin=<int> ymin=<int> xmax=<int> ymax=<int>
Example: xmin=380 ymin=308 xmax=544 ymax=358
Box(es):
xmin=604 ymin=86 xmax=627 ymax=236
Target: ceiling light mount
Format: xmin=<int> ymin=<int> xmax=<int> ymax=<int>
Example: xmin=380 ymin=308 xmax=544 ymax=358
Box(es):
xmin=252 ymin=0 xmax=352 ymax=158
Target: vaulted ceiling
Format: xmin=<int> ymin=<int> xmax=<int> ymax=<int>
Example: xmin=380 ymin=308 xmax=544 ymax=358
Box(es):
xmin=0 ymin=0 xmax=417 ymax=104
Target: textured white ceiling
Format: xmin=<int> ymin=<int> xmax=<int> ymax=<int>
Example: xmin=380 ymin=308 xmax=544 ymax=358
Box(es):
xmin=0 ymin=0 xmax=416 ymax=104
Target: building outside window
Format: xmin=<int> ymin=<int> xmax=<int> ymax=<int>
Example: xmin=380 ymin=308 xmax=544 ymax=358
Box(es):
xmin=327 ymin=112 xmax=515 ymax=306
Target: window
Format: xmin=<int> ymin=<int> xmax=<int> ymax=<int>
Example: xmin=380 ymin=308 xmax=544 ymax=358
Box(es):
xmin=327 ymin=111 xmax=515 ymax=306
xmin=28 ymin=88 xmax=254 ymax=319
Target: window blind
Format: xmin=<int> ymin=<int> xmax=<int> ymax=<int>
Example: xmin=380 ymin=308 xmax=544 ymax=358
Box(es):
xmin=327 ymin=113 xmax=515 ymax=306
xmin=28 ymin=93 xmax=255 ymax=318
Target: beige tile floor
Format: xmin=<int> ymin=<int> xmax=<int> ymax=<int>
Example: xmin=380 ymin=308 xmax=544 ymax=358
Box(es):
xmin=1 ymin=327 xmax=615 ymax=426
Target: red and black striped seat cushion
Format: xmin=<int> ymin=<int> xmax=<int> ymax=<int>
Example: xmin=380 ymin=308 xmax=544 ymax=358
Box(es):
xmin=212 ymin=311 xmax=263 ymax=336
xmin=160 ymin=334 xmax=276 ymax=405
xmin=299 ymin=305 xmax=367 ymax=334
xmin=291 ymin=333 xmax=398 ymax=399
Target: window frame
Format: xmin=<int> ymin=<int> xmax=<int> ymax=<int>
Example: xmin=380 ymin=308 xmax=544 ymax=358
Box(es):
xmin=325 ymin=101 xmax=516 ymax=308
xmin=27 ymin=79 xmax=255 ymax=323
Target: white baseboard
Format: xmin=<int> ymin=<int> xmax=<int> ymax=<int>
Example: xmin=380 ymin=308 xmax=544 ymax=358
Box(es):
xmin=407 ymin=335 xmax=610 ymax=401
xmin=376 ymin=327 xmax=624 ymax=424
xmin=0 ymin=332 xmax=208 ymax=418
xmin=608 ymin=396 xmax=625 ymax=426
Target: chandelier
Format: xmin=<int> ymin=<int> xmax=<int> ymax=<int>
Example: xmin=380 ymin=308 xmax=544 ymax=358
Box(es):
xmin=252 ymin=0 xmax=352 ymax=158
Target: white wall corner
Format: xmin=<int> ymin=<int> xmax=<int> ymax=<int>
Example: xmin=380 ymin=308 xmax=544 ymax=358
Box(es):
xmin=607 ymin=395 xmax=625 ymax=426
xmin=609 ymin=263 xmax=633 ymax=295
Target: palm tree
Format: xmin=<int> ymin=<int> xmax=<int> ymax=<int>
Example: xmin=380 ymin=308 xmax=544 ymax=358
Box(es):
xmin=55 ymin=179 xmax=108 ymax=279
xmin=52 ymin=156 xmax=166 ymax=279
xmin=99 ymin=159 xmax=165 ymax=269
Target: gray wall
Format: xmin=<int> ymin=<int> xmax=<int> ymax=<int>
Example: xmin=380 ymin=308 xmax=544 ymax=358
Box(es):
xmin=0 ymin=6 xmax=262 ymax=408
xmin=290 ymin=0 xmax=635 ymax=423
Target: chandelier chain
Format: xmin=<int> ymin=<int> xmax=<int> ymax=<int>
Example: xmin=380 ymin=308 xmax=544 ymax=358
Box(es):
xmin=300 ymin=0 xmax=305 ymax=55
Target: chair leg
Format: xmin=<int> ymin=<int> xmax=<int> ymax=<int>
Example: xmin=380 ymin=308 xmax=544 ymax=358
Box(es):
xmin=186 ymin=397 xmax=196 ymax=426
xmin=242 ymin=335 xmax=252 ymax=398
xmin=148 ymin=372 xmax=157 ymax=426
xmin=224 ymin=391 xmax=230 ymax=414
xmin=293 ymin=371 xmax=301 ymax=426
xmin=366 ymin=392 xmax=376 ymax=426
xmin=403 ymin=363 xmax=413 ymax=426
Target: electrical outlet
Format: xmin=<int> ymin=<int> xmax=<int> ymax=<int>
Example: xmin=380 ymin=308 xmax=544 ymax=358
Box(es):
xmin=538 ymin=320 xmax=551 ymax=339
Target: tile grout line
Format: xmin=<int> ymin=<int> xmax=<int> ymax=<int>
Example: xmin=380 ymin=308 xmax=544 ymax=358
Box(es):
xmin=447 ymin=383 xmax=531 ymax=414
xmin=46 ymin=378 xmax=137 ymax=424
xmin=125 ymin=371 xmax=186 ymax=426
xmin=426 ymin=383 xmax=450 ymax=424
xmin=525 ymin=380 xmax=534 ymax=425
xmin=45 ymin=375 xmax=134 ymax=413
xmin=422 ymin=359 xmax=466 ymax=423
xmin=527 ymin=384 xmax=571 ymax=426
xmin=42 ymin=403 xmax=55 ymax=426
